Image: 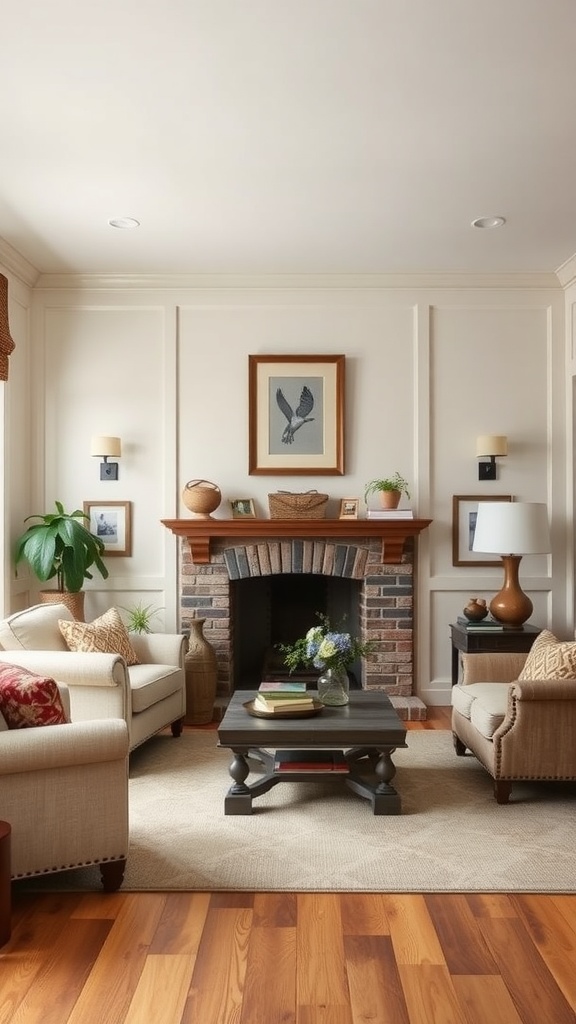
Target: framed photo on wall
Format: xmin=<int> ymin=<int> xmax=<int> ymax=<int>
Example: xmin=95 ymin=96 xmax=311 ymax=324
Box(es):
xmin=452 ymin=494 xmax=512 ymax=566
xmin=84 ymin=500 xmax=132 ymax=557
xmin=248 ymin=354 xmax=345 ymax=475
xmin=229 ymin=498 xmax=256 ymax=519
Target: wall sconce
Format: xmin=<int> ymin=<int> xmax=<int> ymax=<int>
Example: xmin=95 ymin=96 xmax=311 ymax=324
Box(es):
xmin=91 ymin=435 xmax=121 ymax=480
xmin=476 ymin=435 xmax=508 ymax=480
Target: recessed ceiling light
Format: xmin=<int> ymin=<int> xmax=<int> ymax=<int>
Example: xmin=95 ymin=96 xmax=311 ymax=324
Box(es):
xmin=471 ymin=216 xmax=506 ymax=229
xmin=108 ymin=217 xmax=140 ymax=229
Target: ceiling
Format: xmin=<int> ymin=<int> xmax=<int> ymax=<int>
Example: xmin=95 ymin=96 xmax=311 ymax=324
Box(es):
xmin=2 ymin=0 xmax=576 ymax=277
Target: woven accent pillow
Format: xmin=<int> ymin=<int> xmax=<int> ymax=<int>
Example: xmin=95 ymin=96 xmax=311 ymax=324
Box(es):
xmin=518 ymin=629 xmax=576 ymax=681
xmin=59 ymin=607 xmax=139 ymax=666
xmin=0 ymin=663 xmax=68 ymax=728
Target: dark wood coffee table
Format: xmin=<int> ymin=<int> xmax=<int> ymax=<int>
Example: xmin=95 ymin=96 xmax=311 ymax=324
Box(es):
xmin=217 ymin=690 xmax=407 ymax=815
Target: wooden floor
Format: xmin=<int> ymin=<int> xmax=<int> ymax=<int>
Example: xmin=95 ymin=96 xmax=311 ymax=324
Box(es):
xmin=2 ymin=708 xmax=575 ymax=1024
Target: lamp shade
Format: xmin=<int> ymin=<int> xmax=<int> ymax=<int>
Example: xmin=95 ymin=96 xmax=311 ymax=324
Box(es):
xmin=472 ymin=502 xmax=550 ymax=555
xmin=476 ymin=435 xmax=508 ymax=457
xmin=91 ymin=435 xmax=121 ymax=458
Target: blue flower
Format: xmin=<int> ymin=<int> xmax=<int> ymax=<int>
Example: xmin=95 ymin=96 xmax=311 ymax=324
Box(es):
xmin=278 ymin=615 xmax=374 ymax=673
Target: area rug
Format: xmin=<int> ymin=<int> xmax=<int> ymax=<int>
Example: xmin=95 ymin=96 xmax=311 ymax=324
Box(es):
xmin=16 ymin=730 xmax=576 ymax=893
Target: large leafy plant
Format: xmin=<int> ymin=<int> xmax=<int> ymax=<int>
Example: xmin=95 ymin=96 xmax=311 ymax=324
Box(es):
xmin=15 ymin=501 xmax=109 ymax=593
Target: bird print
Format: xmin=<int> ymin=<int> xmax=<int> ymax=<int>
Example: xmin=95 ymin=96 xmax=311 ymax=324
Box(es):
xmin=276 ymin=385 xmax=315 ymax=444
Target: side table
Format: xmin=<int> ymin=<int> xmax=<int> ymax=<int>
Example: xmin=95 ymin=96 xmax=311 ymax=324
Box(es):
xmin=450 ymin=622 xmax=541 ymax=686
xmin=0 ymin=820 xmax=10 ymax=946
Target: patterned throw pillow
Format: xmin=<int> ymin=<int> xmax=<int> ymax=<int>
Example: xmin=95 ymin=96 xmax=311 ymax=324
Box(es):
xmin=58 ymin=607 xmax=140 ymax=666
xmin=518 ymin=629 xmax=576 ymax=681
xmin=0 ymin=663 xmax=68 ymax=728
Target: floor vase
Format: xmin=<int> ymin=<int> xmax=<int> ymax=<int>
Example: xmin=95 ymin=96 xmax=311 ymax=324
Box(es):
xmin=185 ymin=618 xmax=217 ymax=724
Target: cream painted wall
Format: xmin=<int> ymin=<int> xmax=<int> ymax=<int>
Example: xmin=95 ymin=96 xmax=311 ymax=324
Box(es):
xmin=5 ymin=274 xmax=569 ymax=705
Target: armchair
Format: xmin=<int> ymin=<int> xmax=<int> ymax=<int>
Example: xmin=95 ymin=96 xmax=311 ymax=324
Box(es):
xmin=0 ymin=684 xmax=129 ymax=889
xmin=451 ymin=650 xmax=576 ymax=803
xmin=0 ymin=603 xmax=187 ymax=752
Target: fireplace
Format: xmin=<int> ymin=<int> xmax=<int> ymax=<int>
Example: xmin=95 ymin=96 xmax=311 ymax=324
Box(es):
xmin=162 ymin=517 xmax=432 ymax=720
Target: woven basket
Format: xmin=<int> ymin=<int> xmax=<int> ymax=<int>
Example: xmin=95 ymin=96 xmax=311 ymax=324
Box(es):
xmin=268 ymin=490 xmax=329 ymax=519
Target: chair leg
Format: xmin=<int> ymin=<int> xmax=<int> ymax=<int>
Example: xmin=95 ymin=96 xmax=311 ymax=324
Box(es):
xmin=493 ymin=780 xmax=512 ymax=804
xmin=171 ymin=716 xmax=184 ymax=738
xmin=100 ymin=858 xmax=126 ymax=892
xmin=452 ymin=732 xmax=467 ymax=756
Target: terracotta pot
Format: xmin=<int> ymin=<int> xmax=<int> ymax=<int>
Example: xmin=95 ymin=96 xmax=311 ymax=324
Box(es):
xmin=379 ymin=489 xmax=401 ymax=510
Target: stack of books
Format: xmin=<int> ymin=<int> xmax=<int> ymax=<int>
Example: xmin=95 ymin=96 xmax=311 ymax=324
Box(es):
xmin=366 ymin=508 xmax=414 ymax=519
xmin=273 ymin=750 xmax=349 ymax=773
xmin=456 ymin=615 xmax=505 ymax=631
xmin=255 ymin=680 xmax=316 ymax=714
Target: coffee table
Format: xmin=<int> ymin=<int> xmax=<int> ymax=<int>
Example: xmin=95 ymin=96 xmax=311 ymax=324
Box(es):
xmin=217 ymin=690 xmax=407 ymax=815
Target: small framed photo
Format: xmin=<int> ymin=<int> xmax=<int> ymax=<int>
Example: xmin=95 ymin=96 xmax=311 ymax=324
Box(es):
xmin=452 ymin=494 xmax=512 ymax=566
xmin=339 ymin=498 xmax=359 ymax=520
xmin=229 ymin=498 xmax=256 ymax=519
xmin=83 ymin=501 xmax=132 ymax=557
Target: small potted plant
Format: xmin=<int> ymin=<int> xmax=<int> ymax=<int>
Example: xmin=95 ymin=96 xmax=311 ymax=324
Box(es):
xmin=14 ymin=501 xmax=109 ymax=619
xmin=364 ymin=472 xmax=411 ymax=510
xmin=121 ymin=602 xmax=163 ymax=634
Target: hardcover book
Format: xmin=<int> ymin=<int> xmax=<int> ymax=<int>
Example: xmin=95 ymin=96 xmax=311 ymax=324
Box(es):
xmin=274 ymin=750 xmax=349 ymax=773
xmin=258 ymin=681 xmax=308 ymax=694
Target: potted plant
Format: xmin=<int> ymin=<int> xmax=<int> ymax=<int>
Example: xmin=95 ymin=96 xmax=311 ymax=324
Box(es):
xmin=120 ymin=602 xmax=163 ymax=634
xmin=15 ymin=501 xmax=109 ymax=619
xmin=364 ymin=472 xmax=411 ymax=510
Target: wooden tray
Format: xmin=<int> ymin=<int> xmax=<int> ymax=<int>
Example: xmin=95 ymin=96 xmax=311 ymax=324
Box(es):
xmin=243 ymin=699 xmax=324 ymax=720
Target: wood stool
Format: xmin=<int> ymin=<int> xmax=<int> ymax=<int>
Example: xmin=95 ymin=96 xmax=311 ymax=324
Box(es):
xmin=0 ymin=821 xmax=11 ymax=946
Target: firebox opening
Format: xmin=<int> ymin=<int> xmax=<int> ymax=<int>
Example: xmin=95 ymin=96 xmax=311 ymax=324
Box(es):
xmin=232 ymin=573 xmax=362 ymax=689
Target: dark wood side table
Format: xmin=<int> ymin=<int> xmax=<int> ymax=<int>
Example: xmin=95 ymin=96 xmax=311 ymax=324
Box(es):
xmin=0 ymin=821 xmax=11 ymax=947
xmin=450 ymin=623 xmax=541 ymax=686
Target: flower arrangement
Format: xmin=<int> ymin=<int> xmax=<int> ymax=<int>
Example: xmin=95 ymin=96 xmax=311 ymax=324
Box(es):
xmin=278 ymin=614 xmax=374 ymax=674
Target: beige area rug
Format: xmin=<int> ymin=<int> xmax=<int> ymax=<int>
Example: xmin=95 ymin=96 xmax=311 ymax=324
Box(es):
xmin=16 ymin=730 xmax=576 ymax=893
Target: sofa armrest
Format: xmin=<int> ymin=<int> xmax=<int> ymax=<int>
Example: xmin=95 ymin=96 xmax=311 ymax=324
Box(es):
xmin=0 ymin=650 xmax=126 ymax=687
xmin=461 ymin=652 xmax=528 ymax=685
xmin=0 ymin=718 xmax=129 ymax=775
xmin=490 ymin=678 xmax=576 ymax=779
xmin=130 ymin=632 xmax=187 ymax=667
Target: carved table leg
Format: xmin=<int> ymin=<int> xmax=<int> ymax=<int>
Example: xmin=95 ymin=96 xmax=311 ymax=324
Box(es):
xmin=224 ymin=750 xmax=254 ymax=814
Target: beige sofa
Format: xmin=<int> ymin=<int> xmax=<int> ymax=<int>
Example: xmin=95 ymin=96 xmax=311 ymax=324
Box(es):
xmin=451 ymin=650 xmax=576 ymax=803
xmin=0 ymin=684 xmax=129 ymax=889
xmin=0 ymin=603 xmax=186 ymax=752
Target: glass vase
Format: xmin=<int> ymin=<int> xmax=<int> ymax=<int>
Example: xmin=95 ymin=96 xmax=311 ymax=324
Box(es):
xmin=317 ymin=665 xmax=350 ymax=706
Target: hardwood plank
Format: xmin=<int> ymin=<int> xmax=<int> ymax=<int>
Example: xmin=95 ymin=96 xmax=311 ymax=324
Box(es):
xmin=123 ymin=954 xmax=195 ymax=1024
xmin=512 ymin=894 xmax=576 ymax=1010
xmin=477 ymin=916 xmax=576 ymax=1024
xmin=465 ymin=893 xmax=519 ymax=919
xmin=148 ymin=892 xmax=211 ymax=955
xmin=451 ymin=975 xmax=525 ymax=1024
xmin=382 ymin=895 xmax=446 ymax=965
xmin=296 ymin=894 xmax=351 ymax=1012
xmin=241 ymin=924 xmax=296 ymax=1024
xmin=344 ymin=934 xmax=410 ymax=1024
xmin=253 ymin=891 xmax=297 ymax=927
xmin=340 ymin=893 xmax=391 ymax=936
xmin=425 ymin=894 xmax=498 ymax=974
xmin=398 ymin=964 xmax=467 ymax=1024
xmin=180 ymin=907 xmax=252 ymax=1024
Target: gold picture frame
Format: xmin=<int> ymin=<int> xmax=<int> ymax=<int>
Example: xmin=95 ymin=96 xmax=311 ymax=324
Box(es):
xmin=248 ymin=354 xmax=345 ymax=475
xmin=452 ymin=494 xmax=513 ymax=566
xmin=83 ymin=500 xmax=132 ymax=557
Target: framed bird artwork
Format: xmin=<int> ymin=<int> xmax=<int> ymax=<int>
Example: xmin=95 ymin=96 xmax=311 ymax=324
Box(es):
xmin=248 ymin=354 xmax=345 ymax=475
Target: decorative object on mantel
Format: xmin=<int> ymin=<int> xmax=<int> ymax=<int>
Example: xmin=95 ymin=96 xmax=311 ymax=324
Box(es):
xmin=181 ymin=479 xmax=222 ymax=519
xmin=0 ymin=273 xmax=15 ymax=382
xmin=462 ymin=597 xmax=488 ymax=622
xmin=278 ymin=614 xmax=375 ymax=706
xmin=184 ymin=618 xmax=218 ymax=724
xmin=364 ymin=473 xmax=411 ymax=511
xmin=268 ymin=490 xmax=329 ymax=520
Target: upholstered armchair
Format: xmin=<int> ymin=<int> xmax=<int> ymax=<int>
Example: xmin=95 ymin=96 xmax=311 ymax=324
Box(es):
xmin=0 ymin=603 xmax=187 ymax=752
xmin=451 ymin=640 xmax=576 ymax=803
xmin=0 ymin=683 xmax=129 ymax=889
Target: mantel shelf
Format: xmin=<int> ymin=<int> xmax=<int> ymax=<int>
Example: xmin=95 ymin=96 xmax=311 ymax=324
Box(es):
xmin=161 ymin=517 xmax=432 ymax=565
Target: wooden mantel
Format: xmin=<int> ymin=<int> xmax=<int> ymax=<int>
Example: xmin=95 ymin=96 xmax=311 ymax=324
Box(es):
xmin=161 ymin=517 xmax=432 ymax=565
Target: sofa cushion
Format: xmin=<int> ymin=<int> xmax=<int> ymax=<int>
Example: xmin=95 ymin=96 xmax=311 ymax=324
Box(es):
xmin=518 ymin=629 xmax=576 ymax=681
xmin=129 ymin=663 xmax=184 ymax=713
xmin=0 ymin=663 xmax=68 ymax=728
xmin=59 ymin=608 xmax=140 ymax=666
xmin=451 ymin=682 xmax=509 ymax=739
xmin=0 ymin=602 xmax=73 ymax=651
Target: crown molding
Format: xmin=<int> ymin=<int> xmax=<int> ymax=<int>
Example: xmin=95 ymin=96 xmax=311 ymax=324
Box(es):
xmin=0 ymin=239 xmax=39 ymax=287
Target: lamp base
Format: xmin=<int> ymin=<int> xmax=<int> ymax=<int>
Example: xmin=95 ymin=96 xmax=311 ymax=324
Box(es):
xmin=489 ymin=554 xmax=533 ymax=629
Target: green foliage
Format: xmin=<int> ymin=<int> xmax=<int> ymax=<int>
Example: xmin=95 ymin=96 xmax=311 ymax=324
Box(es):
xmin=120 ymin=602 xmax=163 ymax=634
xmin=14 ymin=501 xmax=109 ymax=593
xmin=364 ymin=472 xmax=411 ymax=502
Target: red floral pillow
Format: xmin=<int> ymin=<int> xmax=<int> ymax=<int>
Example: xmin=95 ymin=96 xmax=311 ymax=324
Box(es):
xmin=0 ymin=663 xmax=68 ymax=729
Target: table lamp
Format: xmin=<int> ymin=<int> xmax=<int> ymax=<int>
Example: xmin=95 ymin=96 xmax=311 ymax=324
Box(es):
xmin=472 ymin=502 xmax=550 ymax=628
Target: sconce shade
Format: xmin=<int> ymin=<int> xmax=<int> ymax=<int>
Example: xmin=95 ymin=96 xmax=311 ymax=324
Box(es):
xmin=472 ymin=502 xmax=550 ymax=628
xmin=476 ymin=435 xmax=508 ymax=458
xmin=91 ymin=435 xmax=121 ymax=458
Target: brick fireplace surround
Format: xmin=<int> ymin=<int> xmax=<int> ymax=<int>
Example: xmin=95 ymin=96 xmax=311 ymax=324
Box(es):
xmin=162 ymin=518 xmax=432 ymax=721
